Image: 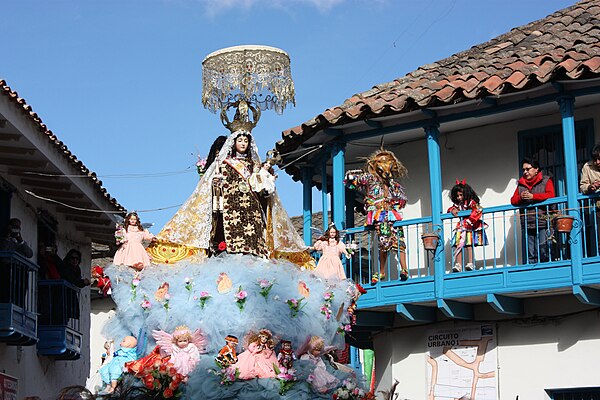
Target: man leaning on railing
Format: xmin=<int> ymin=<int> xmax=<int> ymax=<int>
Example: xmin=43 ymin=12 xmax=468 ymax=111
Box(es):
xmin=510 ymin=157 xmax=556 ymax=264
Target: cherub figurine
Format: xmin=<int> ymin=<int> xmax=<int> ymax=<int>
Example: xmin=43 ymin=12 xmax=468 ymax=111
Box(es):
xmin=215 ymin=335 xmax=239 ymax=368
xmin=154 ymin=282 xmax=170 ymax=301
xmin=153 ymin=326 xmax=208 ymax=378
xmin=233 ymin=329 xmax=279 ymax=379
xmin=99 ymin=335 xmax=138 ymax=394
xmin=277 ymin=340 xmax=296 ymax=372
xmin=298 ymin=336 xmax=339 ymax=394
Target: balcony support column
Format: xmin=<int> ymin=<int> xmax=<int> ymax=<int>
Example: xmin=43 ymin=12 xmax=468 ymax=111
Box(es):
xmin=302 ymin=167 xmax=313 ymax=246
xmin=487 ymin=294 xmax=523 ymax=315
xmin=332 ymin=142 xmax=346 ymax=230
xmin=424 ymin=123 xmax=445 ymax=298
xmin=558 ymin=95 xmax=583 ymax=285
xmin=573 ymin=285 xmax=600 ymax=306
xmin=321 ymin=156 xmax=329 ymax=230
xmin=396 ymin=303 xmax=436 ymax=323
xmin=437 ymin=299 xmax=474 ymax=320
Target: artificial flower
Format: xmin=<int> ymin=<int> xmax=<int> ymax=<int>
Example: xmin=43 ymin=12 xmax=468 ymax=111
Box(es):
xmin=234 ymin=286 xmax=247 ymax=311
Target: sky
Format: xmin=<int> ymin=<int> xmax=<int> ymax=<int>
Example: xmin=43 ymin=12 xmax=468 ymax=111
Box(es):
xmin=1 ymin=0 xmax=575 ymax=233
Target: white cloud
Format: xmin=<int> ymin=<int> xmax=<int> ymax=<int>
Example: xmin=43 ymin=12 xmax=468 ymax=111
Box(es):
xmin=199 ymin=0 xmax=347 ymax=17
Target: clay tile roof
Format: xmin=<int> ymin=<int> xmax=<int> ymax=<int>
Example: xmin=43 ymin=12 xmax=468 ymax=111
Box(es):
xmin=278 ymin=0 xmax=600 ymax=158
xmin=0 ymin=79 xmax=125 ymax=213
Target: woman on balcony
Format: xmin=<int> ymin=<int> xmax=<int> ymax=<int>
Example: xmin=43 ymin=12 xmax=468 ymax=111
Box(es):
xmin=510 ymin=157 xmax=555 ymax=264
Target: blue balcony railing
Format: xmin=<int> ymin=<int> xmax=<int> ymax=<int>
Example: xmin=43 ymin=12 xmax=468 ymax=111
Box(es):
xmin=37 ymin=279 xmax=82 ymax=360
xmin=345 ymin=216 xmax=436 ymax=284
xmin=441 ymin=197 xmax=570 ymax=271
xmin=0 ymin=251 xmax=38 ymax=345
xmin=345 ymin=195 xmax=600 ymax=310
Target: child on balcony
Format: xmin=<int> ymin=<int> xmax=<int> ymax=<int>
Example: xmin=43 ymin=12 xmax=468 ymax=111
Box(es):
xmin=312 ymin=224 xmax=351 ymax=280
xmin=448 ymin=180 xmax=487 ymax=272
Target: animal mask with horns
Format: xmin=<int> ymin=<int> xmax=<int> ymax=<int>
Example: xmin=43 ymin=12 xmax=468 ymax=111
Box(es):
xmin=364 ymin=149 xmax=408 ymax=182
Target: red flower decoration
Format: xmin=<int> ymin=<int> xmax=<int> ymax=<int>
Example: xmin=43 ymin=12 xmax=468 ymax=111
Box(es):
xmin=163 ymin=388 xmax=174 ymax=398
xmin=218 ymin=241 xmax=227 ymax=251
xmin=356 ymin=283 xmax=367 ymax=294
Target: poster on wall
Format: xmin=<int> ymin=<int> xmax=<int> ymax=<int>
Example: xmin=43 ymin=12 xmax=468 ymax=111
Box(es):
xmin=0 ymin=373 xmax=18 ymax=400
xmin=426 ymin=324 xmax=497 ymax=400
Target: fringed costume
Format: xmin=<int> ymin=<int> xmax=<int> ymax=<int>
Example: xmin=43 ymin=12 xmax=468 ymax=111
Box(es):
xmin=448 ymin=199 xmax=488 ymax=260
xmin=346 ymin=172 xmax=408 ymax=253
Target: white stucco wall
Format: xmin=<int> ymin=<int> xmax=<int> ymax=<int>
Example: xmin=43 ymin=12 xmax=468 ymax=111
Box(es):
xmin=86 ymin=297 xmax=116 ymax=391
xmin=0 ymin=186 xmax=92 ymax=399
xmin=374 ymin=296 xmax=600 ymax=400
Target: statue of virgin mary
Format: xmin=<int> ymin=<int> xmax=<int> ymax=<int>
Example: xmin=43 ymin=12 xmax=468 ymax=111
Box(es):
xmin=149 ymin=102 xmax=313 ymax=268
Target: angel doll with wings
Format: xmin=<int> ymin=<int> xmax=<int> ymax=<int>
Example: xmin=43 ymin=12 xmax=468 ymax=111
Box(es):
xmin=152 ymin=326 xmax=208 ymax=378
xmin=126 ymin=326 xmax=208 ymax=380
xmin=297 ymin=336 xmax=339 ymax=393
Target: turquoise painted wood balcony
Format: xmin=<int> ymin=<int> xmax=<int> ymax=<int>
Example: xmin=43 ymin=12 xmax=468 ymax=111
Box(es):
xmin=0 ymin=251 xmax=38 ymax=346
xmin=346 ymin=194 xmax=600 ymax=321
xmin=37 ymin=279 xmax=82 ymax=360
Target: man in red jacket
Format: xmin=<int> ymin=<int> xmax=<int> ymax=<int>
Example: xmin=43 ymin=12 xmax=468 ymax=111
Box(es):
xmin=510 ymin=157 xmax=555 ymax=264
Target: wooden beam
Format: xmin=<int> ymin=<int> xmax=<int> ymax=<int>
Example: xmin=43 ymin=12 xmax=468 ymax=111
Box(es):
xmin=0 ymin=133 xmax=21 ymax=141
xmin=421 ymin=109 xmax=437 ymax=118
xmin=364 ymin=120 xmax=383 ymax=129
xmin=324 ymin=128 xmax=343 ymax=136
xmin=66 ymin=215 xmax=111 ymax=226
xmin=437 ymin=299 xmax=473 ymax=320
xmin=396 ymin=303 xmax=436 ymax=323
xmin=1 ymin=158 xmax=47 ymax=168
xmin=21 ymin=178 xmax=71 ymax=190
xmin=56 ymin=206 xmax=102 ymax=216
xmin=31 ymin=188 xmax=83 ymax=199
xmin=487 ymin=294 xmax=523 ymax=315
xmin=76 ymin=225 xmax=114 ymax=235
xmin=355 ymin=311 xmax=394 ymax=327
xmin=573 ymin=285 xmax=600 ymax=306
xmin=0 ymin=146 xmax=35 ymax=155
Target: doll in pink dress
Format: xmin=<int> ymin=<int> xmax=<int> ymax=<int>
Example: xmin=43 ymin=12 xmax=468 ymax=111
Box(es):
xmin=113 ymin=212 xmax=156 ymax=271
xmin=234 ymin=329 xmax=279 ymax=379
xmin=312 ymin=225 xmax=351 ymax=280
xmin=299 ymin=336 xmax=339 ymax=393
xmin=152 ymin=326 xmax=208 ymax=379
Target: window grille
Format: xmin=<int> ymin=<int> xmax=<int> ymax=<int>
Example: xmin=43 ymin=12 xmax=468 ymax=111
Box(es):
xmin=518 ymin=119 xmax=594 ymax=196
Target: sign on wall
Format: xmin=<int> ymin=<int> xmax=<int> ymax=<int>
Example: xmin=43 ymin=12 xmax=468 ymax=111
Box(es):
xmin=426 ymin=324 xmax=497 ymax=399
xmin=0 ymin=373 xmax=18 ymax=400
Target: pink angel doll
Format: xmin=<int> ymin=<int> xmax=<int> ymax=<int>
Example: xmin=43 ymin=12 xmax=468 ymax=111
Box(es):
xmin=113 ymin=212 xmax=156 ymax=271
xmin=312 ymin=225 xmax=351 ymax=280
xmin=153 ymin=326 xmax=208 ymax=378
xmin=233 ymin=329 xmax=279 ymax=379
xmin=298 ymin=336 xmax=339 ymax=394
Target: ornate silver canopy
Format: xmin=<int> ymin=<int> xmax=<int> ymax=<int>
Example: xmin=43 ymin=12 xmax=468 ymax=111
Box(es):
xmin=202 ymin=45 xmax=296 ymax=117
